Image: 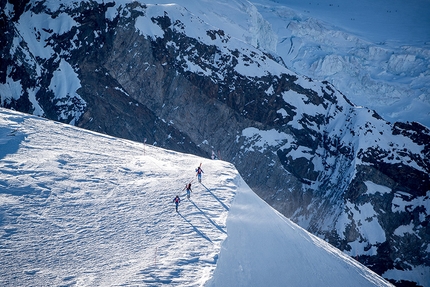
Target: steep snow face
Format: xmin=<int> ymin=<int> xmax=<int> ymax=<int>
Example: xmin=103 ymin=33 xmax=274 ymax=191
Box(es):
xmin=15 ymin=11 xmax=78 ymax=59
xmin=0 ymin=108 xmax=393 ymax=287
xmin=129 ymin=2 xmax=287 ymax=79
xmin=141 ymin=0 xmax=278 ymax=53
xmin=207 ymin=177 xmax=393 ymax=287
xmin=48 ymin=59 xmax=85 ymax=124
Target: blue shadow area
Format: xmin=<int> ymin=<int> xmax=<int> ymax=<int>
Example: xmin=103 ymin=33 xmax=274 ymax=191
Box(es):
xmin=200 ymin=183 xmax=229 ymax=211
xmin=189 ymin=200 xmax=226 ymax=235
xmin=178 ymin=212 xmax=212 ymax=243
xmin=0 ymin=183 xmax=51 ymax=197
xmin=0 ymin=117 xmax=25 ymax=161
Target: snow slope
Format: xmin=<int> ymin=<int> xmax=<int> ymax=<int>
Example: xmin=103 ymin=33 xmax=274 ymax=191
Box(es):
xmin=0 ymin=108 xmax=393 ymax=286
xmin=0 ymin=109 xmax=234 ymax=286
xmin=207 ymin=181 xmax=393 ymax=287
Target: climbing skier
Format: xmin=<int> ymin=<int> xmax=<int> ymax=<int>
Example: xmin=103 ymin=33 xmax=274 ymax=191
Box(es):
xmin=196 ymin=165 xmax=204 ymax=183
xmin=183 ymin=182 xmax=192 ymax=199
xmin=173 ymin=195 xmax=181 ymax=212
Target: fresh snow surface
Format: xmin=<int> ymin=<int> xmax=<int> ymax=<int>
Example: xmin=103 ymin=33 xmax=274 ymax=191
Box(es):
xmin=0 ymin=108 xmax=393 ymax=286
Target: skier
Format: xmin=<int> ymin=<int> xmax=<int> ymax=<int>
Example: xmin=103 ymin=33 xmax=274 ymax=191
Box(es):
xmin=196 ymin=165 xmax=204 ymax=183
xmin=173 ymin=195 xmax=181 ymax=212
xmin=183 ymin=182 xmax=192 ymax=199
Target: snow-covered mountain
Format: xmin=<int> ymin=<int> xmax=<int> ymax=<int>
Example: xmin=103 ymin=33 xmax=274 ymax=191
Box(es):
xmin=1 ymin=1 xmax=429 ymax=286
xmin=0 ymin=108 xmax=394 ymax=286
xmin=142 ymin=0 xmax=430 ymax=127
xmin=250 ymin=0 xmax=430 ymax=127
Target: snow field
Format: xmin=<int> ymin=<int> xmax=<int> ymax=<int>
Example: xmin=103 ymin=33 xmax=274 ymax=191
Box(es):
xmin=0 ymin=109 xmax=235 ymax=286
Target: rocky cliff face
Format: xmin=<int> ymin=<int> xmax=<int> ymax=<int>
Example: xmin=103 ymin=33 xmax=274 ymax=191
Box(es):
xmin=1 ymin=1 xmax=429 ymax=286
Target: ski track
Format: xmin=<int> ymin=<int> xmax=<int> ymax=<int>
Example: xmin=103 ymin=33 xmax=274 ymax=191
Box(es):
xmin=0 ymin=110 xmax=236 ymax=287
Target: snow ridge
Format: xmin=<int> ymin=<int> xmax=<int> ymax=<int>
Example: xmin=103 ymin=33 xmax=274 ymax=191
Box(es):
xmin=0 ymin=108 xmax=393 ymax=286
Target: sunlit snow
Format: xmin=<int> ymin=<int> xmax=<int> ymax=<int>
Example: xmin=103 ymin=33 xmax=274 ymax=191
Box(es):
xmin=0 ymin=108 xmax=393 ymax=286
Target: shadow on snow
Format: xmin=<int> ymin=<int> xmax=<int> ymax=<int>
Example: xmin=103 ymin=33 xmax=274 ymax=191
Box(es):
xmin=189 ymin=200 xmax=226 ymax=235
xmin=200 ymin=183 xmax=229 ymax=211
xmin=178 ymin=212 xmax=212 ymax=243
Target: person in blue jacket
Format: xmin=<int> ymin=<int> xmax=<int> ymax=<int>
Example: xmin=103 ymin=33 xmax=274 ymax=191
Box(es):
xmin=173 ymin=195 xmax=181 ymax=212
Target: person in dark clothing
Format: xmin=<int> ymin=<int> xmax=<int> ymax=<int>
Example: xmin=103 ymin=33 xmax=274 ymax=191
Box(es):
xmin=196 ymin=166 xmax=204 ymax=183
xmin=173 ymin=195 xmax=181 ymax=212
xmin=183 ymin=183 xmax=192 ymax=199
